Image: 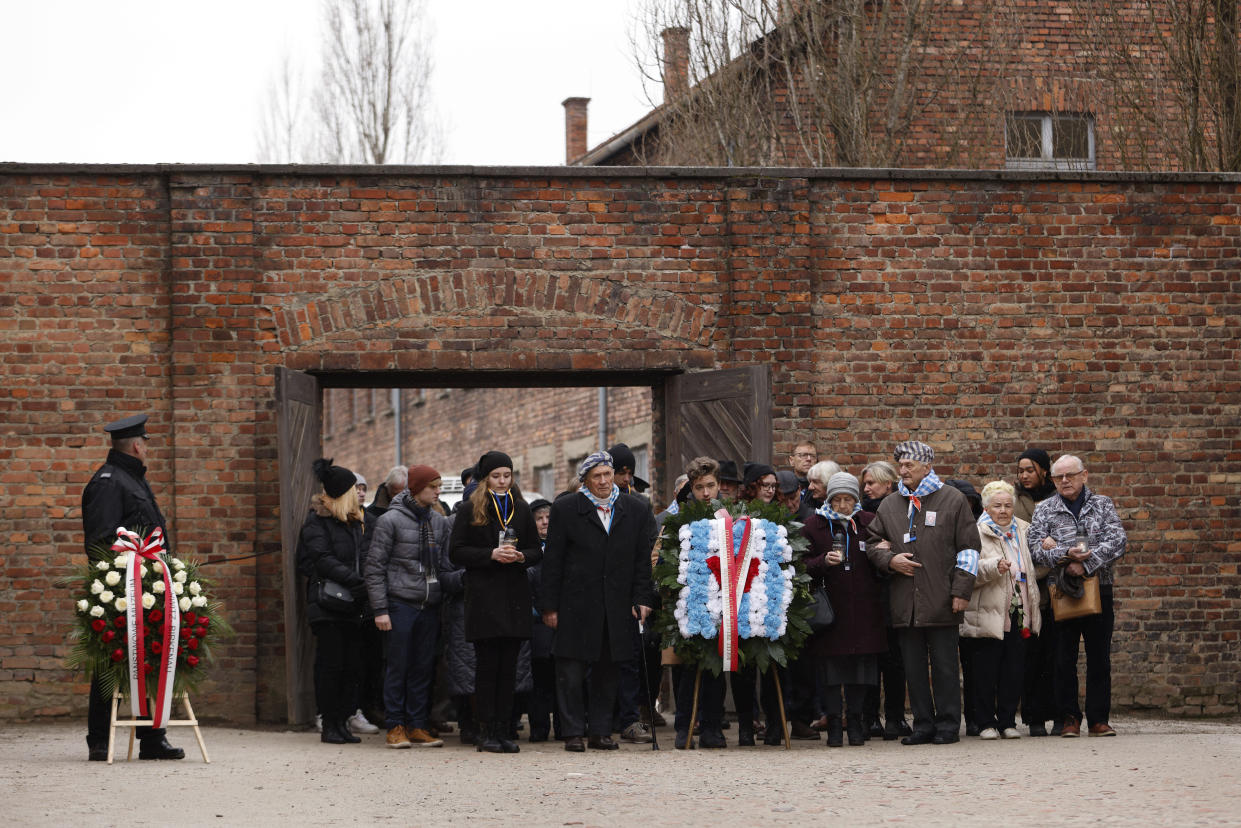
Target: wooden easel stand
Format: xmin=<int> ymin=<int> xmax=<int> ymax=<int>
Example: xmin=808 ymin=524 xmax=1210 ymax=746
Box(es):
xmin=108 ymin=689 xmax=210 ymax=764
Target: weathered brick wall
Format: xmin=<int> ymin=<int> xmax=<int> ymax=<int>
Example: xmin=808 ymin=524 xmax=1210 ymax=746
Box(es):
xmin=615 ymin=1 xmax=1188 ymax=171
xmin=324 ymin=385 xmax=657 ymax=504
xmin=2 ymin=165 xmax=1237 ymax=722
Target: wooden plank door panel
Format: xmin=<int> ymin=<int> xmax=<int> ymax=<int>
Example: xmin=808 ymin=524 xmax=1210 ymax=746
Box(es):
xmin=664 ymin=365 xmax=772 ymax=503
xmin=276 ymin=367 xmax=320 ymax=725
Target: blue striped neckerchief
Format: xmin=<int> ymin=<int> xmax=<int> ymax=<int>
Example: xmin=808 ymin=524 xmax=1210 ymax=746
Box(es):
xmin=817 ymin=500 xmax=862 ymax=565
xmin=979 ymin=513 xmax=1024 ymax=578
xmin=897 ymin=468 xmax=943 ymax=514
xmin=579 ymin=483 xmax=620 ymax=532
xmin=816 ymin=500 xmax=861 ymax=528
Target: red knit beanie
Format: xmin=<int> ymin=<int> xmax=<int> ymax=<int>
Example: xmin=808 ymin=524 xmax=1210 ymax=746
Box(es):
xmin=406 ymin=465 xmax=441 ymax=497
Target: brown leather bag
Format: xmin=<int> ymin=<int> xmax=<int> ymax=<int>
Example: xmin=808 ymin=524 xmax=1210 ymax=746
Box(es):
xmin=1049 ymin=575 xmax=1102 ymax=621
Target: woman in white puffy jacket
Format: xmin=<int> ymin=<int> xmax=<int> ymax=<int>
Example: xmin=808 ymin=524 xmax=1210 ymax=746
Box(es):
xmin=960 ymin=480 xmax=1042 ymax=740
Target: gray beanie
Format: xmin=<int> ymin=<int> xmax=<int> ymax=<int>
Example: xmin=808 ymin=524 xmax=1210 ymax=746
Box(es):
xmin=826 ymin=472 xmax=860 ymax=504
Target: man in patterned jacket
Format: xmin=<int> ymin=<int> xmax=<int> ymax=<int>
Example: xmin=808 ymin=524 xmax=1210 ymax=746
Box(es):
xmin=1028 ymin=454 xmax=1126 ymax=738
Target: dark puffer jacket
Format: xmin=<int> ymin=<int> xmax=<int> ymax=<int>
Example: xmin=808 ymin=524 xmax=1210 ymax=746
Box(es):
xmin=299 ymin=495 xmax=366 ymax=626
xmin=363 ymin=491 xmax=452 ymax=616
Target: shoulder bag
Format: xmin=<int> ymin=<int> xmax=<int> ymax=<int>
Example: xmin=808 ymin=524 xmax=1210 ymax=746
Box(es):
xmin=1049 ymin=575 xmax=1101 ymax=621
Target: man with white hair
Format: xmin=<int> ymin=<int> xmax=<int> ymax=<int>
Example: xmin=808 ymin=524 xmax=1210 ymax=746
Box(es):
xmin=866 ymin=440 xmax=980 ymax=745
xmin=1028 ymin=455 xmax=1126 ymax=738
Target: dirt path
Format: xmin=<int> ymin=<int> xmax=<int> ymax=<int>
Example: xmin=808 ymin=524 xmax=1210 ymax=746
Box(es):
xmin=6 ymin=717 xmax=1240 ymax=826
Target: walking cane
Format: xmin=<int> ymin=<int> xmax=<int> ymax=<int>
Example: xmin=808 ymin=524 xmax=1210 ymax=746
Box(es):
xmin=772 ymin=668 xmax=791 ymax=751
xmin=637 ymin=618 xmax=660 ymax=750
xmin=687 ymin=666 xmax=703 ymax=750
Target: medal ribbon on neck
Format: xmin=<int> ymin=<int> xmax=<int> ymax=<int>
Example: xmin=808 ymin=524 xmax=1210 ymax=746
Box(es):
xmin=490 ymin=491 xmax=513 ymax=528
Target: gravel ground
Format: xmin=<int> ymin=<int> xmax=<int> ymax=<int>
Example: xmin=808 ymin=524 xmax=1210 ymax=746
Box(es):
xmin=6 ymin=716 xmax=1241 ymax=826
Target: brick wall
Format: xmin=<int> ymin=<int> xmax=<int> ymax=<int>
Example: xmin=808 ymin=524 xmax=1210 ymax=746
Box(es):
xmin=324 ymin=385 xmax=657 ymax=504
xmin=2 ymin=165 xmax=1238 ymax=722
xmin=598 ymin=1 xmax=1191 ymax=171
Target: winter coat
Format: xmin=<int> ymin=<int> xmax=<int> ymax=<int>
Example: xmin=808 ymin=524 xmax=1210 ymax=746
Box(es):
xmin=802 ymin=510 xmax=886 ymax=658
xmin=1028 ymin=487 xmax=1127 ymax=586
xmin=299 ymin=495 xmax=366 ymax=625
xmin=1014 ymin=481 xmax=1056 ymax=524
xmin=527 ymin=552 xmax=555 ymax=660
xmin=440 ymin=540 xmax=533 ymax=696
xmin=448 ymin=494 xmax=542 ymax=642
xmin=540 ymin=491 xmax=659 ymax=663
xmin=961 ymin=516 xmax=1042 ymax=640
xmin=363 ymin=491 xmax=453 ymax=616
xmin=82 ymin=449 xmax=168 ymax=555
xmin=866 ymin=482 xmax=981 ymax=628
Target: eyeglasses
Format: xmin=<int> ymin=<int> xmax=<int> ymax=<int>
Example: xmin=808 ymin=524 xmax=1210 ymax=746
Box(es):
xmin=758 ymin=482 xmax=778 ymax=491
xmin=1051 ymin=470 xmax=1084 ymax=482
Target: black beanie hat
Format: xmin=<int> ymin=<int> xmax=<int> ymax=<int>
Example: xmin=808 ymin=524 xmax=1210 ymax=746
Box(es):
xmin=742 ymin=462 xmax=776 ymax=487
xmin=313 ymin=458 xmax=356 ymax=499
xmin=476 ymin=451 xmax=514 ymax=479
xmin=461 ymin=466 xmax=476 ymax=486
xmin=1018 ymin=448 xmax=1052 ymax=473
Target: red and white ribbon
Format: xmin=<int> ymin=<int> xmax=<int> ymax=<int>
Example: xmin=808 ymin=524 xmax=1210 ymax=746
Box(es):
xmin=712 ymin=510 xmax=762 ymax=672
xmin=112 ymin=527 xmax=180 ymax=728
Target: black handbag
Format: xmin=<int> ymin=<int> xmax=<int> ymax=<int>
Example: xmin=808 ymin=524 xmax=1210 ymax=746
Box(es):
xmin=809 ymin=584 xmax=835 ymax=632
xmin=317 ymin=578 xmax=355 ymax=614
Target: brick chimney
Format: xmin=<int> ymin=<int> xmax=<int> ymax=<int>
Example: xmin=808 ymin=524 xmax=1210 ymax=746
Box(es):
xmin=562 ymin=97 xmax=590 ymax=164
xmin=661 ymin=27 xmax=690 ymax=104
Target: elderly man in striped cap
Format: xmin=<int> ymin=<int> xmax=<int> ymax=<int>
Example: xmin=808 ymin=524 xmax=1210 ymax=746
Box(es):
xmin=540 ymin=451 xmax=659 ymax=752
xmin=866 ymin=440 xmax=981 ymax=745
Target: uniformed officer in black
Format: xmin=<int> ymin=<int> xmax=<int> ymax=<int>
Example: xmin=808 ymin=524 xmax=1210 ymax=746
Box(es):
xmin=81 ymin=414 xmax=184 ymax=761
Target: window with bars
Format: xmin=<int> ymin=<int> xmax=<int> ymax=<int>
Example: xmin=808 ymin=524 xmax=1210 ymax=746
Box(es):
xmin=1005 ymin=112 xmax=1095 ymax=170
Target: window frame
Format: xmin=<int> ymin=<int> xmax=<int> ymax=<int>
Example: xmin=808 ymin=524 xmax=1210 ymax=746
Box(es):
xmin=1005 ymin=111 xmax=1096 ymax=171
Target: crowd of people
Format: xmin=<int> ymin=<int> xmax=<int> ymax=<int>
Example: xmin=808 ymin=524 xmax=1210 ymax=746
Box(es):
xmin=295 ymin=438 xmax=1129 ymax=754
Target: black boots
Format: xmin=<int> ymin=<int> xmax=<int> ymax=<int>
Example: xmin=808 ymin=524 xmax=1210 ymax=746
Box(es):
xmin=846 ymin=714 xmax=866 ymax=746
xmin=476 ymin=722 xmax=519 ymax=754
xmin=826 ymin=716 xmax=843 ymax=747
xmin=321 ymin=719 xmax=357 ymax=745
xmin=496 ymin=721 xmax=521 ymax=754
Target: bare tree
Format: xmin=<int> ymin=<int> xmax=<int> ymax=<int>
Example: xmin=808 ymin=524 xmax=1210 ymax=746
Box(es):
xmin=256 ymin=0 xmax=441 ymax=164
xmin=256 ymin=54 xmax=314 ymax=164
xmin=1084 ymin=0 xmax=1241 ymax=171
xmin=630 ymin=0 xmax=1011 ymax=167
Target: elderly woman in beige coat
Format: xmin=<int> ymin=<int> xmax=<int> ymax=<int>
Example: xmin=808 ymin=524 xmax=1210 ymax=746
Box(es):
xmin=960 ymin=481 xmax=1042 ymax=740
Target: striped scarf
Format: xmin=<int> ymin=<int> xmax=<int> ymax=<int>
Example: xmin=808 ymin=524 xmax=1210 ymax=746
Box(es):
xmin=580 ymin=484 xmax=620 ymax=533
xmin=816 ymin=501 xmax=862 ymax=526
xmin=978 ymin=513 xmax=1030 ymax=633
xmin=897 ymin=469 xmax=943 ymax=512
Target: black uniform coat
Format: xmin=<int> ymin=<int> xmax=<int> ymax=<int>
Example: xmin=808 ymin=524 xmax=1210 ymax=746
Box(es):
xmin=82 ymin=449 xmax=168 ymax=554
xmin=448 ymin=495 xmax=542 ymax=642
xmin=540 ymin=491 xmax=658 ymax=663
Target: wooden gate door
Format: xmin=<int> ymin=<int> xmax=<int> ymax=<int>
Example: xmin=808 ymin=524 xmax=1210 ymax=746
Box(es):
xmin=663 ymin=365 xmax=772 ymax=502
xmin=276 ymin=367 xmax=321 ymax=724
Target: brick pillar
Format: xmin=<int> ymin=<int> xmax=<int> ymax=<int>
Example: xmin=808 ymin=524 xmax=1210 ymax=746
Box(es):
xmin=661 ymin=27 xmax=690 ymax=103
xmin=168 ymin=172 xmax=260 ymax=723
xmin=562 ymin=97 xmax=591 ymax=163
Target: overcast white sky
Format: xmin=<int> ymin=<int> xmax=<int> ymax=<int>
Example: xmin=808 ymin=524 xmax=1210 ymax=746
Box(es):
xmin=0 ymin=1 xmax=659 ymax=166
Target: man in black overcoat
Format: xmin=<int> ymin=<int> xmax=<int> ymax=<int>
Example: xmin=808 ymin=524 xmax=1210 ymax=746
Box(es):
xmin=540 ymin=451 xmax=658 ymax=751
xmin=80 ymin=414 xmax=184 ymax=761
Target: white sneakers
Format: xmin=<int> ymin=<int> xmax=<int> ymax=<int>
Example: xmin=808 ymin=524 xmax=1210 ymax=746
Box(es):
xmin=1001 ymin=727 xmax=1022 ymax=739
xmin=348 ymin=709 xmax=380 ymax=734
xmin=979 ymin=727 xmax=1000 ymax=740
